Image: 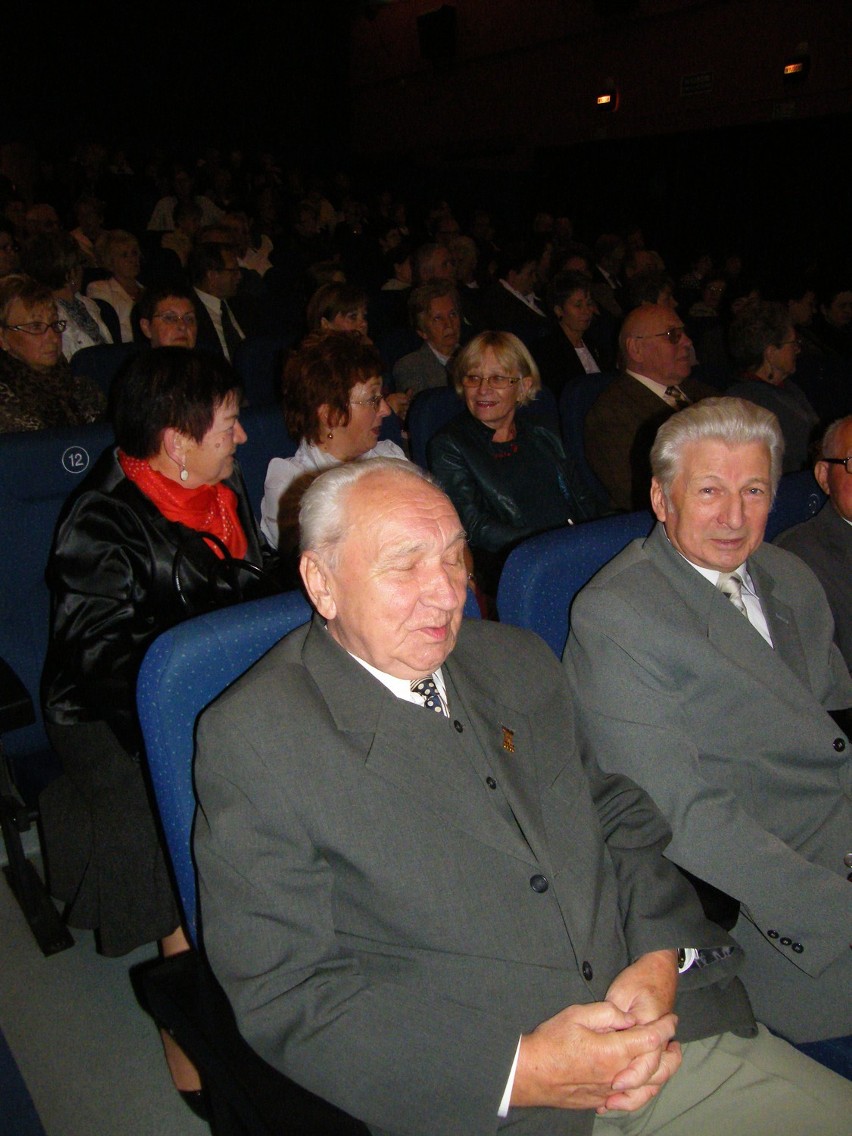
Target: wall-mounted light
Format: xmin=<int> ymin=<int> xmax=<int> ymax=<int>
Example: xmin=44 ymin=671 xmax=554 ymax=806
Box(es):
xmin=597 ymin=79 xmax=619 ymax=110
xmin=783 ymin=42 xmax=810 ymax=84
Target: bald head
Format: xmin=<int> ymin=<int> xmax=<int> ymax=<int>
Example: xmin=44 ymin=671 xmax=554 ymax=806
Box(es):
xmin=621 ymin=303 xmax=693 ymax=387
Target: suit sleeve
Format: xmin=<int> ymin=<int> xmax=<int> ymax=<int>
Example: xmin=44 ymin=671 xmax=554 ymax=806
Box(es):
xmin=193 ymin=703 xmax=521 ymax=1136
xmin=565 ymin=588 xmax=852 ymax=979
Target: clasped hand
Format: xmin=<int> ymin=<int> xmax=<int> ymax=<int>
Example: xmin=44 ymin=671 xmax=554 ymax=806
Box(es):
xmin=512 ymin=949 xmax=681 ymax=1114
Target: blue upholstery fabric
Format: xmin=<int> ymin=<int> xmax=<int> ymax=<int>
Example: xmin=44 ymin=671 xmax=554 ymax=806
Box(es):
xmin=137 ymin=587 xmax=483 ymax=945
xmin=235 ymin=403 xmax=299 ymax=522
xmin=559 ymin=370 xmax=617 ymax=508
xmin=764 ymin=469 xmax=826 ymax=542
xmin=0 ymin=422 xmax=115 ymax=800
xmin=408 ymin=387 xmax=464 ymax=469
xmin=69 ymin=342 xmax=140 ymax=398
xmin=497 ymin=511 xmax=655 ymax=658
xmin=136 ymin=591 xmax=312 ymax=945
xmin=232 ymin=334 xmax=293 ymax=407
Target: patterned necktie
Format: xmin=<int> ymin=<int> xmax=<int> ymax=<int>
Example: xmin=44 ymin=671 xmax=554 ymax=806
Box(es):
xmin=220 ymin=301 xmax=242 ymax=361
xmin=410 ymin=675 xmax=447 ymax=716
xmin=665 ymin=385 xmax=691 ymax=407
xmin=716 ymin=571 xmax=748 ymax=616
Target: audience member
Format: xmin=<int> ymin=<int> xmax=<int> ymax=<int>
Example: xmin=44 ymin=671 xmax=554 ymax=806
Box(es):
xmin=87 ymin=229 xmax=144 ymax=342
xmin=584 ymin=303 xmax=714 ymax=510
xmin=20 ymin=231 xmax=113 ymax=359
xmin=567 ymin=396 xmax=852 ymax=1054
xmin=189 ymin=241 xmax=245 ymax=361
xmin=479 ymin=240 xmax=547 ymax=338
xmin=429 ymin=330 xmax=598 ymax=596
xmin=137 ymin=285 xmax=199 ymax=349
xmin=0 ymin=274 xmax=105 ymax=431
xmin=776 ymin=414 xmax=852 ymax=672
xmin=532 ymin=271 xmax=603 ymax=401
xmin=195 ymin=456 xmax=852 ymax=1136
xmin=259 ymin=331 xmax=405 ymax=560
xmin=726 ymin=300 xmax=818 ymax=472
xmin=392 ymin=281 xmax=462 ymax=398
xmin=0 ymin=220 xmax=21 ymax=276
xmin=147 ymin=166 xmax=223 ymax=231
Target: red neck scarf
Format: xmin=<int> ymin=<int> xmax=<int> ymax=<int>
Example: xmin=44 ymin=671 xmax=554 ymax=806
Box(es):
xmin=118 ymin=451 xmax=248 ymax=560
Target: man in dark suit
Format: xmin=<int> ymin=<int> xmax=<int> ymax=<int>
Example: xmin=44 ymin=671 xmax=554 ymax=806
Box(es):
xmin=776 ymin=414 xmax=852 ymax=672
xmin=584 ymin=304 xmax=714 ymax=510
xmin=189 ymin=240 xmax=246 ymax=362
xmin=567 ymin=397 xmax=852 ymax=1050
xmin=194 ymin=458 xmax=850 ymax=1134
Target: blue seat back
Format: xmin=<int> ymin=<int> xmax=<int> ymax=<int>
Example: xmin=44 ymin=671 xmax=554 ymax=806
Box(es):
xmin=232 ymin=334 xmax=293 ymax=407
xmin=765 ymin=469 xmax=826 ymax=542
xmin=559 ymin=371 xmax=617 ymax=508
xmin=409 ymin=388 xmax=465 ymax=469
xmin=235 ymin=403 xmax=299 ymax=522
xmin=497 ymin=511 xmax=654 ymax=657
xmin=137 ymin=591 xmax=313 ymax=944
xmin=70 ymin=342 xmax=140 ymax=398
xmin=137 ymin=586 xmax=482 ymax=945
xmin=0 ymin=422 xmax=115 ymax=799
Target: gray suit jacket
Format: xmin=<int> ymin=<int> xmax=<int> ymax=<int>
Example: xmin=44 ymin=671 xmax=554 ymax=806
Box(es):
xmin=392 ymin=341 xmax=450 ymax=397
xmin=776 ymin=501 xmax=852 ymax=673
xmin=566 ymin=523 xmax=852 ymax=1043
xmin=195 ymin=616 xmax=750 ymax=1136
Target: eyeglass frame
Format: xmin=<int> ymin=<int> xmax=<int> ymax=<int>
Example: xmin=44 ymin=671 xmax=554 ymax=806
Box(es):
xmin=152 ymin=311 xmax=198 ymax=326
xmin=461 ymin=373 xmax=522 ymax=389
xmin=630 ymin=326 xmax=688 ymax=345
xmin=821 ymin=456 xmax=852 ymax=474
xmin=349 ymin=393 xmax=387 ymax=410
xmin=1 ymin=319 xmax=68 ymax=335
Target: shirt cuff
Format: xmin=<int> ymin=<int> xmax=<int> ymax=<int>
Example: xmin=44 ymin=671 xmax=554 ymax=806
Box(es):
xmin=498 ymin=1037 xmax=522 ymax=1117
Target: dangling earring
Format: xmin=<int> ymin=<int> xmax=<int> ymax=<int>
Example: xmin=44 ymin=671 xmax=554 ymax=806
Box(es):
xmin=180 ymin=466 xmax=189 ymax=482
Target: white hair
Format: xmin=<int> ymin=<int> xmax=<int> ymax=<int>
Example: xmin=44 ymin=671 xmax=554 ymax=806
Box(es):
xmin=651 ymin=397 xmax=785 ymax=503
xmin=819 ymin=415 xmax=852 ymax=460
xmin=299 ymin=457 xmax=436 ymax=567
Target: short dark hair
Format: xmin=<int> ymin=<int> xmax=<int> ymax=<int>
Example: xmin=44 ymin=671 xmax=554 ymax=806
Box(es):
xmin=135 ymin=284 xmax=198 ymax=325
xmin=19 ymin=232 xmax=84 ymax=291
xmin=188 ymin=241 xmax=236 ymax=287
xmin=728 ymin=300 xmax=791 ymax=370
xmin=112 ymin=347 xmax=242 ymax=457
xmin=626 ymin=270 xmax=675 ymax=310
xmin=281 ymin=331 xmax=383 ymax=445
xmin=549 ymin=270 xmax=593 ymax=311
xmin=305 ymin=282 xmax=368 ymax=333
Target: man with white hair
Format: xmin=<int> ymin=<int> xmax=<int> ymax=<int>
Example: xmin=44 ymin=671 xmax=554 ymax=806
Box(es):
xmin=195 ymin=457 xmax=850 ymax=1134
xmin=567 ymin=398 xmax=852 ymax=1055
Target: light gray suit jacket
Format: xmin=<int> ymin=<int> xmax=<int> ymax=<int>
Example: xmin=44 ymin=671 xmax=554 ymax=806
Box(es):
xmin=776 ymin=501 xmax=852 ymax=674
xmin=194 ymin=616 xmax=750 ymax=1136
xmin=392 ymin=341 xmax=450 ymax=397
xmin=565 ymin=523 xmax=852 ymax=1043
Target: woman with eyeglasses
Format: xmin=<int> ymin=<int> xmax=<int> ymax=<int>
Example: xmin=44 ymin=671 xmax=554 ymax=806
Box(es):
xmin=726 ymin=300 xmax=818 ymax=472
xmin=260 ymin=330 xmax=406 ymax=564
xmin=428 ymin=330 xmax=599 ymax=597
xmin=0 ymin=274 xmax=106 ymax=432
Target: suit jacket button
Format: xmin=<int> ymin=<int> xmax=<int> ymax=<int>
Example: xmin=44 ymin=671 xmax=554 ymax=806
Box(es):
xmin=767 ymin=929 xmax=779 ymax=938
xmin=486 ymin=776 xmax=497 ymax=790
xmin=453 ymin=720 xmax=463 ymax=733
xmin=792 ymin=943 xmax=804 ymax=953
xmin=530 ymin=874 xmax=549 ymax=893
xmin=833 ymin=737 xmax=846 ymax=752
xmin=582 ymin=961 xmax=593 ymax=981
xmin=780 ymin=937 xmax=792 ymax=946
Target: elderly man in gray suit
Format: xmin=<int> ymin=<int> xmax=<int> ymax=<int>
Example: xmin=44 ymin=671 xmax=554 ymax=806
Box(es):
xmin=195 ymin=457 xmax=851 ymax=1135
xmin=392 ymin=281 xmax=462 ymax=398
xmin=566 ymin=397 xmax=852 ymax=1058
xmin=776 ymin=414 xmax=852 ymax=673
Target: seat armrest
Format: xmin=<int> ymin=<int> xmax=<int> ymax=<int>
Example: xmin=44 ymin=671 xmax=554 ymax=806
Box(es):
xmin=0 ymin=657 xmax=35 ymax=734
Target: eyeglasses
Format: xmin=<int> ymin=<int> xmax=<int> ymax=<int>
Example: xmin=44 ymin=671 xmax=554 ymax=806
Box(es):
xmin=154 ymin=311 xmax=197 ymax=326
xmin=632 ymin=326 xmax=687 ymax=345
xmin=462 ymin=373 xmax=521 ymax=389
xmin=822 ymin=456 xmax=852 ymax=474
xmin=777 ymin=336 xmax=801 ymax=348
xmin=1 ymin=319 xmax=67 ymax=335
xmin=350 ymin=393 xmax=386 ymax=410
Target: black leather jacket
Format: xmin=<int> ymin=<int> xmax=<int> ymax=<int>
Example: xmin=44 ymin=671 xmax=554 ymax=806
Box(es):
xmin=428 ymin=409 xmax=599 ymax=556
xmin=42 ymin=447 xmax=275 ymax=757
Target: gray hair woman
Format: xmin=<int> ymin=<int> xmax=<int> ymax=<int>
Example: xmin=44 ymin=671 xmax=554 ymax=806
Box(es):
xmin=87 ymin=229 xmax=144 ymax=342
xmin=21 ymin=231 xmax=113 ymax=359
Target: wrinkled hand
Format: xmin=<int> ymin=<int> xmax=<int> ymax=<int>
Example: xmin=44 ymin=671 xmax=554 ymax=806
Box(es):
xmin=511 ymin=999 xmax=679 ymax=1112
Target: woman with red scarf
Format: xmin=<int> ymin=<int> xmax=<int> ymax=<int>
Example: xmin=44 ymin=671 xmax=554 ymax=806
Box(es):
xmin=41 ymin=347 xmax=275 ymax=1113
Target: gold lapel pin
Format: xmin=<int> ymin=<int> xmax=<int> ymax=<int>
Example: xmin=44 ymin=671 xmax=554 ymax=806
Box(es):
xmin=501 ymin=726 xmax=515 ymax=753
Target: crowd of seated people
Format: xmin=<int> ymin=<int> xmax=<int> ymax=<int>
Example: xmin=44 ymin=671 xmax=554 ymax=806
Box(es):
xmin=2 ymin=142 xmax=851 ymax=1118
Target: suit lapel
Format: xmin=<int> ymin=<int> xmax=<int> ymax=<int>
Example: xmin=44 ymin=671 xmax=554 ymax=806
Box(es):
xmin=647 ymin=526 xmax=815 ymax=707
xmin=302 ymin=618 xmax=535 ymax=862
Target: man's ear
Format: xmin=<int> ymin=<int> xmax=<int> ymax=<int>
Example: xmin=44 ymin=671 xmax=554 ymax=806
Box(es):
xmin=300 ymin=552 xmax=337 ymax=620
xmin=650 ymin=477 xmax=668 ymax=523
xmin=814 ymin=460 xmax=831 ymax=497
